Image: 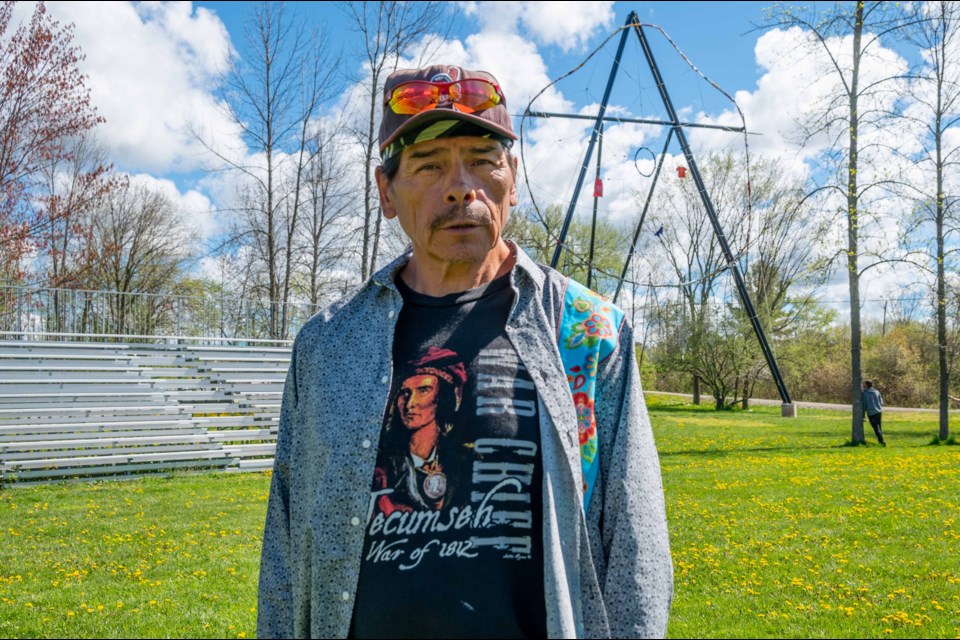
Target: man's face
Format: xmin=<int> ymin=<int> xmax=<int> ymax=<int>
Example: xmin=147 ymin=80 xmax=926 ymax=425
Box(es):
xmin=376 ymin=136 xmax=518 ymax=267
xmin=397 ymin=374 xmax=440 ymax=430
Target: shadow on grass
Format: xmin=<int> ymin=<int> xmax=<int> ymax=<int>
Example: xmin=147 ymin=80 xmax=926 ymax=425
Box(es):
xmin=648 ymin=403 xmax=724 ymax=414
xmin=657 ymin=434 xmax=911 ymax=457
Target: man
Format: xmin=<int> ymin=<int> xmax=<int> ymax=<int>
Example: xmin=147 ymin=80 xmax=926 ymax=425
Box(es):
xmin=862 ymin=380 xmax=886 ymax=446
xmin=257 ymin=64 xmax=673 ymax=639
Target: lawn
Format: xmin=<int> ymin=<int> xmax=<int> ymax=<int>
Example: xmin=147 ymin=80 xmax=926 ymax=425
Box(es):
xmin=649 ymin=394 xmax=960 ymax=638
xmin=0 ymin=396 xmax=957 ymax=638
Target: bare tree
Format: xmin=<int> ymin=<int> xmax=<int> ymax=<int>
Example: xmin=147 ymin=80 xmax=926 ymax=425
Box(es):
xmin=899 ymin=1 xmax=960 ymax=441
xmin=37 ymin=133 xmax=117 ymax=333
xmin=206 ymin=2 xmax=338 ymax=339
xmin=340 ymin=1 xmax=453 ymax=280
xmin=88 ymin=183 xmax=194 ymax=335
xmin=299 ymin=121 xmax=355 ymax=308
xmin=762 ymin=1 xmax=917 ymax=443
xmin=39 ymin=134 xmax=115 ymax=288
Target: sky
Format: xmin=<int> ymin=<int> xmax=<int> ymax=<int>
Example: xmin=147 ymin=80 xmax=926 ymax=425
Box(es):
xmin=26 ymin=1 xmax=943 ymax=317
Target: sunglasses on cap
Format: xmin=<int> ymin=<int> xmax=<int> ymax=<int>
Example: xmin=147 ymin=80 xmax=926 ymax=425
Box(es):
xmin=386 ymin=79 xmax=503 ymax=115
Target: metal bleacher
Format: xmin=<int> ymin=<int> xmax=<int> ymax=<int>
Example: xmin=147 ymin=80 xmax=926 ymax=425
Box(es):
xmin=0 ymin=335 xmax=290 ymax=484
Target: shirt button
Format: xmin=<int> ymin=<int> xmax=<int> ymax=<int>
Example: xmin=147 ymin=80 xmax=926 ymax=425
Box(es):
xmin=388 ymin=310 xmax=395 ymax=319
xmin=341 ymin=591 xmax=350 ymax=601
xmin=350 ymin=517 xmax=360 ymax=526
xmin=361 ymin=439 xmax=371 ymax=449
xmin=381 ymin=375 xmax=388 ymax=384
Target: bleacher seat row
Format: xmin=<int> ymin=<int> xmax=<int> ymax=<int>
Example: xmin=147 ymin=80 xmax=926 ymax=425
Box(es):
xmin=0 ymin=338 xmax=290 ymax=484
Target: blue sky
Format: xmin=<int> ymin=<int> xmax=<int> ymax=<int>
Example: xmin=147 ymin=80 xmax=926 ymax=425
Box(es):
xmin=194 ymin=1 xmax=774 ymax=118
xmin=30 ymin=1 xmax=935 ymax=312
xmin=43 ymin=0 xmax=782 ymax=194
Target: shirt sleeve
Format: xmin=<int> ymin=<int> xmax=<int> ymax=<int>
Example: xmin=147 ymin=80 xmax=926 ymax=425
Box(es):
xmin=257 ymin=340 xmax=301 ymax=639
xmin=593 ymin=320 xmax=674 ymax=638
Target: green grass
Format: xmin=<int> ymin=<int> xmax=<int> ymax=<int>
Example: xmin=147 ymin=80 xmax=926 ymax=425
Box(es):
xmin=0 ymin=398 xmax=957 ymax=638
xmin=648 ymin=393 xmax=960 ymax=638
xmin=0 ymin=473 xmax=268 ymax=639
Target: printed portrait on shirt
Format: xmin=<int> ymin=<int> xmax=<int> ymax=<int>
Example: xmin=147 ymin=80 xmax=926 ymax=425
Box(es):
xmin=374 ymin=347 xmax=469 ymax=513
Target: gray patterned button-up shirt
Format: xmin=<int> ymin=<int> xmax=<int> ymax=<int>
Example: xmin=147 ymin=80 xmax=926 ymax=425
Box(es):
xmin=257 ymin=246 xmax=673 ymax=638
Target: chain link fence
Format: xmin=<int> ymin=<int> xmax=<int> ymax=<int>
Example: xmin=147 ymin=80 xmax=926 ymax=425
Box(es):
xmin=0 ymin=286 xmax=320 ymax=342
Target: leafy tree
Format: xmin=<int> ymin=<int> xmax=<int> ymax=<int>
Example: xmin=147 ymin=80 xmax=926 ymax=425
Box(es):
xmin=645 ymin=151 xmax=823 ymax=408
xmin=0 ymin=1 xmax=103 ymax=285
xmin=504 ymin=203 xmax=627 ymax=298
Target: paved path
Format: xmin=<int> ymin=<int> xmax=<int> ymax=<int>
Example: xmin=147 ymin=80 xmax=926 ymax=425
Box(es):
xmin=649 ymin=391 xmax=958 ymax=413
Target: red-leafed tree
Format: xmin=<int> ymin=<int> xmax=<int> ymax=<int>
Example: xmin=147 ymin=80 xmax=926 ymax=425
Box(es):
xmin=0 ymin=1 xmax=103 ymax=284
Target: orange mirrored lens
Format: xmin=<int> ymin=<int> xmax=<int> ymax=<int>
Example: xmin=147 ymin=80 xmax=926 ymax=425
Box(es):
xmin=449 ymin=80 xmax=500 ymax=113
xmin=389 ymin=84 xmax=440 ymax=114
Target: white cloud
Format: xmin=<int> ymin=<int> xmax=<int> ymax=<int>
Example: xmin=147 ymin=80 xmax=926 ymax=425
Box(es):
xmin=45 ymin=1 xmax=241 ymax=174
xmin=463 ymin=1 xmax=616 ymax=52
xmin=124 ymin=172 xmax=218 ymax=242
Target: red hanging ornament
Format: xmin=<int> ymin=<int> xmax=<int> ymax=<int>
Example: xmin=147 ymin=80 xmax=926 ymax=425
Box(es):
xmin=676 ymin=166 xmax=687 ymax=179
xmin=593 ymin=177 xmax=603 ymax=197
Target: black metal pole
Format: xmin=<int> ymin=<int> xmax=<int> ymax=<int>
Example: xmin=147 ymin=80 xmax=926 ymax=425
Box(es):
xmin=550 ymin=13 xmax=633 ymax=269
xmin=588 ymin=122 xmax=603 ymax=289
xmin=632 ymin=19 xmax=793 ymax=406
xmin=525 ymin=110 xmax=747 ymax=133
xmin=613 ymin=128 xmax=674 ymax=303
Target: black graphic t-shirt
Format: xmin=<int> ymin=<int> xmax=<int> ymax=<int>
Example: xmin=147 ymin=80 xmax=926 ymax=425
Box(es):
xmin=350 ymin=273 xmax=547 ymax=639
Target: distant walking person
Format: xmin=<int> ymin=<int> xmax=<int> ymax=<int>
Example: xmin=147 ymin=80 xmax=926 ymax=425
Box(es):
xmin=862 ymin=380 xmax=886 ymax=446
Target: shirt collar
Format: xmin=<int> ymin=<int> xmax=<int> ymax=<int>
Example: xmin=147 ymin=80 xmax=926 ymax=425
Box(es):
xmin=369 ymin=239 xmax=546 ymax=294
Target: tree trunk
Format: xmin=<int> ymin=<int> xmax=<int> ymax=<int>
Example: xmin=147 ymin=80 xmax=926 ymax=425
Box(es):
xmin=936 ymin=114 xmax=949 ymax=441
xmin=692 ymin=375 xmax=701 ymax=405
xmin=361 ymin=69 xmax=378 ymax=282
xmin=848 ymin=2 xmax=866 ymax=445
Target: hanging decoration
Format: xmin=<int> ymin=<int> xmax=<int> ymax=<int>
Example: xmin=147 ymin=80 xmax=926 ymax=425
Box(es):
xmin=633 ymin=147 xmax=656 ymax=178
xmin=676 ymin=165 xmax=687 ymax=178
xmin=593 ymin=177 xmax=604 ymax=198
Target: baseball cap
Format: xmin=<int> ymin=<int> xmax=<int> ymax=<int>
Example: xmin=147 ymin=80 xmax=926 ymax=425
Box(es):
xmin=378 ymin=64 xmax=518 ymax=162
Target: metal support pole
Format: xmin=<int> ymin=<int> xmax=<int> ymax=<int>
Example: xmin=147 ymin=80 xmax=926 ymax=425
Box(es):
xmin=588 ymin=122 xmax=603 ymax=289
xmin=613 ymin=128 xmax=674 ymax=303
xmin=632 ymin=19 xmax=793 ymax=408
xmin=550 ymin=12 xmax=633 ymax=269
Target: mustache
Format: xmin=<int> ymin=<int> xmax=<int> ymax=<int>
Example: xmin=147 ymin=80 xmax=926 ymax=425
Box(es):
xmin=429 ymin=204 xmax=492 ymax=230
